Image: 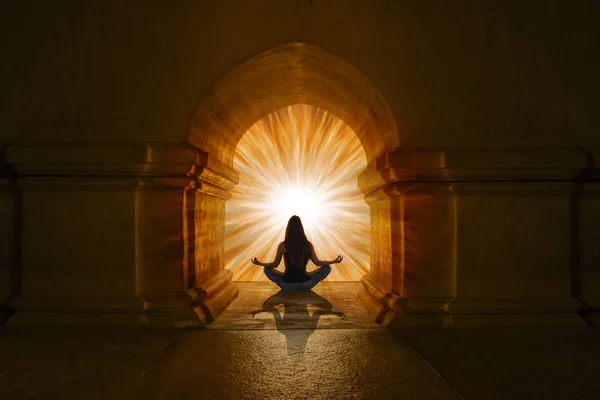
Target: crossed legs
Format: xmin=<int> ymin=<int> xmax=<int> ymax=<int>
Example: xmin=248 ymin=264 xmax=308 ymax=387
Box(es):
xmin=263 ymin=265 xmax=331 ymax=291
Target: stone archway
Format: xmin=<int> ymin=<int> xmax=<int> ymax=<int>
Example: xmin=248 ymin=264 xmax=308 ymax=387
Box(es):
xmin=186 ymin=42 xmax=400 ymax=324
xmin=189 ymin=42 xmax=398 ymax=167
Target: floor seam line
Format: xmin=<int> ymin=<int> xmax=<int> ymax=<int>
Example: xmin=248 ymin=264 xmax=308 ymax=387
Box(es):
xmin=396 ymin=334 xmax=466 ymax=400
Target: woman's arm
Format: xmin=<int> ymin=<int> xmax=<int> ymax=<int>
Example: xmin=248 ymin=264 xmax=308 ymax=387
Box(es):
xmin=309 ymin=242 xmax=343 ymax=266
xmin=251 ymin=242 xmax=285 ymax=268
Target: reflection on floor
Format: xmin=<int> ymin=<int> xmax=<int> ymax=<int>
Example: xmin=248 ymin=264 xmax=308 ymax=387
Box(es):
xmin=209 ymin=282 xmax=381 ymax=330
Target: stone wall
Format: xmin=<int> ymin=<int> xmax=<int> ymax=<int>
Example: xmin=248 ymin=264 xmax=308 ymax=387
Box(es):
xmin=1 ymin=0 xmax=599 ymax=326
xmin=2 ymin=1 xmax=598 ymax=152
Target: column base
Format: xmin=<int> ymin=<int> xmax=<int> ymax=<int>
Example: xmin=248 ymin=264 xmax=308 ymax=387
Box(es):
xmin=188 ymin=269 xmax=239 ymax=325
xmin=357 ymin=275 xmax=396 ymax=325
xmin=383 ymin=313 xmax=587 ymax=328
xmin=7 ymin=271 xmax=240 ymax=327
xmin=359 ymin=277 xmax=587 ymax=327
xmin=443 ymin=313 xmax=587 ymax=327
xmin=390 ymin=297 xmax=587 ymax=327
xmin=6 ymin=294 xmax=203 ymax=327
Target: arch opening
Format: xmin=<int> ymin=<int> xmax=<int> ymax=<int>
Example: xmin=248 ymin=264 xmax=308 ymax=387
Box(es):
xmin=186 ymin=42 xmax=399 ymax=320
xmin=225 ymin=104 xmax=370 ymax=282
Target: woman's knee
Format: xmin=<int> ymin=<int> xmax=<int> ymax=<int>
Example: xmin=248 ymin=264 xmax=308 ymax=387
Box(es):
xmin=263 ymin=267 xmax=277 ymax=282
xmin=316 ymin=265 xmax=331 ymax=280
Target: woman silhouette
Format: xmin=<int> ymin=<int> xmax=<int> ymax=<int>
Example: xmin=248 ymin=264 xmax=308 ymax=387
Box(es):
xmin=251 ymin=215 xmax=343 ymax=291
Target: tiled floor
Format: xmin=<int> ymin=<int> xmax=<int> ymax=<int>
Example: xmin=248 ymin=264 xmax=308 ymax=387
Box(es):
xmin=2 ymin=283 xmax=600 ymax=399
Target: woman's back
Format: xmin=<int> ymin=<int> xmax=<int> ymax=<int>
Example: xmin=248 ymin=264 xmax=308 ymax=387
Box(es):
xmin=281 ymin=215 xmax=312 ymax=283
xmin=283 ymin=241 xmax=310 ymax=283
xmin=282 ymin=241 xmax=311 ymax=283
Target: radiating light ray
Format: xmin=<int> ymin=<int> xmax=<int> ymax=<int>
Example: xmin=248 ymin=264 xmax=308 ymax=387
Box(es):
xmin=225 ymin=104 xmax=370 ymax=281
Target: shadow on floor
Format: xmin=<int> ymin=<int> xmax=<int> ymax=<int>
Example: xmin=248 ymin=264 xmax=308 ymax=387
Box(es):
xmin=250 ymin=290 xmax=346 ymax=355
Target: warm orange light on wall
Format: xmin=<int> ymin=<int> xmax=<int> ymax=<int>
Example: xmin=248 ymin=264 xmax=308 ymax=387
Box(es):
xmin=225 ymin=104 xmax=370 ymax=281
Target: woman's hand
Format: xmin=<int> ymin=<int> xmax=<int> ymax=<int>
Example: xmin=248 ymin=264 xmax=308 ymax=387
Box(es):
xmin=251 ymin=257 xmax=263 ymax=266
xmin=332 ymin=255 xmax=343 ymax=264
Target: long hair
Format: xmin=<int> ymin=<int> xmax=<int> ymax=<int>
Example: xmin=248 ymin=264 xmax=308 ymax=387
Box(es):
xmin=284 ymin=215 xmax=310 ymax=269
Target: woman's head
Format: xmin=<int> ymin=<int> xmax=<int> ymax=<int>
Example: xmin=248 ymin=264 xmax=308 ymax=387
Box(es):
xmin=285 ymin=215 xmax=307 ymax=242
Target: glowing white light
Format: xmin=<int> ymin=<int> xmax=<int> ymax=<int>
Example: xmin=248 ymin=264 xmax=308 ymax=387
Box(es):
xmin=225 ymin=104 xmax=370 ymax=282
xmin=272 ymin=186 xmax=326 ymax=232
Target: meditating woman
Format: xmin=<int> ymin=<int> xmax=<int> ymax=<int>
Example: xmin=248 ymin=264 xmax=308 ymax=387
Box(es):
xmin=251 ymin=215 xmax=343 ymax=291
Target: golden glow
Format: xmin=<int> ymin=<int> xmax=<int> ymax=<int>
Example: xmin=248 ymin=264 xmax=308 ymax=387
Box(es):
xmin=272 ymin=186 xmax=326 ymax=232
xmin=225 ymin=104 xmax=370 ymax=281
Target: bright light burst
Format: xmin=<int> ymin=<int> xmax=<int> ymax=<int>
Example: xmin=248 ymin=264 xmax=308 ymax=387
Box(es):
xmin=225 ymin=104 xmax=370 ymax=281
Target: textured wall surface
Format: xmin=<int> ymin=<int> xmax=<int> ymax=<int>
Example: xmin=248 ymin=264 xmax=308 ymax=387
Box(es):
xmin=1 ymin=0 xmax=598 ymax=155
xmin=1 ymin=0 xmax=599 ymax=326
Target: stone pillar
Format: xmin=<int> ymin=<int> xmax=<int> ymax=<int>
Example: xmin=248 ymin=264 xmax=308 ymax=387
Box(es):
xmin=4 ymin=142 xmax=238 ymax=327
xmin=357 ymin=185 xmax=397 ymax=323
xmin=186 ymin=152 xmax=239 ymax=324
xmin=359 ymin=148 xmax=588 ymax=327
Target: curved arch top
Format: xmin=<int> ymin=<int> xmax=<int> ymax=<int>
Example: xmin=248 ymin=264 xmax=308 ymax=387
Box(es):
xmin=189 ymin=42 xmax=398 ymax=166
